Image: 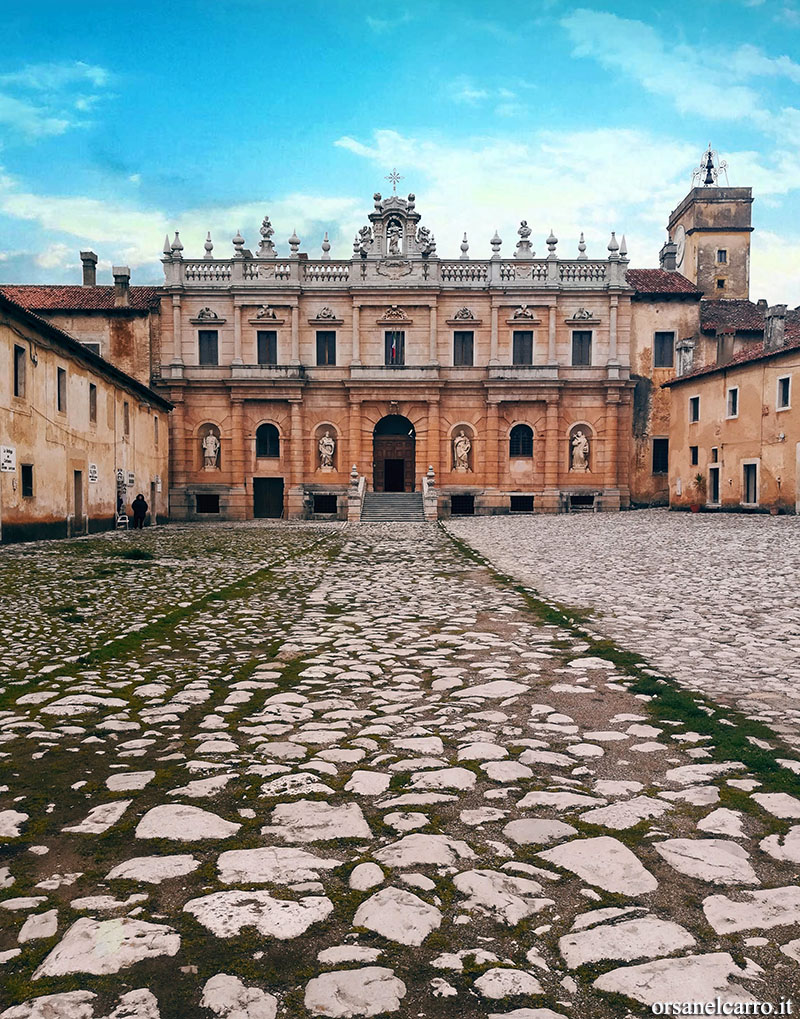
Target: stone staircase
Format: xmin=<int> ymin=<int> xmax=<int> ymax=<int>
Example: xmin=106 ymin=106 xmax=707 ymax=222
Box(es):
xmin=360 ymin=492 xmax=426 ymax=522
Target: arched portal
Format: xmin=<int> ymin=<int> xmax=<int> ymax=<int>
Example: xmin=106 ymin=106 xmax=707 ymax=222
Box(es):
xmin=373 ymin=414 xmax=416 ymax=492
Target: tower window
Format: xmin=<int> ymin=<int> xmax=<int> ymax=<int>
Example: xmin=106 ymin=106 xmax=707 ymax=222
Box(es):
xmin=716 ymin=279 xmax=726 ymax=290
xmin=717 ymin=249 xmax=728 ymax=264
xmin=689 ymin=396 xmax=700 ymax=422
xmin=726 ymin=387 xmax=739 ymax=418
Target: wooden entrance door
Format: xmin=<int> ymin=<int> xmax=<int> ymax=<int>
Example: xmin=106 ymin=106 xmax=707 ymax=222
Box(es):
xmin=373 ymin=436 xmax=415 ymax=492
xmin=253 ymin=477 xmax=284 ymax=518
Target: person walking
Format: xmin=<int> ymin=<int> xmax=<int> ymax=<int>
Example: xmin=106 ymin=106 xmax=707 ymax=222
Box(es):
xmin=131 ymin=493 xmax=148 ymax=529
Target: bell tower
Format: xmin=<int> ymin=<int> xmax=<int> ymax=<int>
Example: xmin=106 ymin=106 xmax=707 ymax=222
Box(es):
xmin=662 ymin=145 xmax=753 ymax=300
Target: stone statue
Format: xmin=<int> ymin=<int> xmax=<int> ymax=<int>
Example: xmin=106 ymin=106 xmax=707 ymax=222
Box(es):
xmin=572 ymin=307 xmax=593 ymax=320
xmin=515 ymin=220 xmax=534 ymax=259
xmin=318 ymin=431 xmax=335 ymax=470
xmin=387 ymin=222 xmax=402 ymax=256
xmin=571 ymin=430 xmax=589 ymax=472
xmin=416 ymin=225 xmax=433 ymax=254
xmin=202 ymin=431 xmax=220 ymax=470
xmin=453 ymin=430 xmax=471 ymax=472
xmin=518 ymin=220 xmax=532 ymax=241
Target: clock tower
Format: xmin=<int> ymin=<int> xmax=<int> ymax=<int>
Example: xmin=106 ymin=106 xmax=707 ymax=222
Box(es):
xmin=662 ymin=146 xmax=753 ymax=301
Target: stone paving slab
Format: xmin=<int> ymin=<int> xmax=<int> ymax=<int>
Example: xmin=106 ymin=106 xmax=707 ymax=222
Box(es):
xmin=0 ymin=520 xmax=798 ymax=1017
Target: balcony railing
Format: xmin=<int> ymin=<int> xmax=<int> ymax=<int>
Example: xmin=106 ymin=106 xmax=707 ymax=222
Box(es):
xmin=488 ymin=365 xmax=559 ymax=381
xmin=350 ymin=365 xmax=441 ymax=381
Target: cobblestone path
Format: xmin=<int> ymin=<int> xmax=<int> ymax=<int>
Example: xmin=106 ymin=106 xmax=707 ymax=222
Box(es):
xmin=449 ymin=510 xmax=800 ymax=746
xmin=1 ymin=522 xmax=799 ymax=1018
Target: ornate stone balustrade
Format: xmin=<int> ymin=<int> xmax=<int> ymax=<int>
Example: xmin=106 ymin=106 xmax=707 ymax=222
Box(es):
xmin=440 ymin=262 xmax=489 ymax=283
xmin=499 ymin=262 xmax=548 ymax=282
xmin=183 ymin=261 xmax=232 ymax=282
xmin=303 ymin=261 xmax=351 ymax=282
xmin=559 ymin=262 xmax=607 ymax=282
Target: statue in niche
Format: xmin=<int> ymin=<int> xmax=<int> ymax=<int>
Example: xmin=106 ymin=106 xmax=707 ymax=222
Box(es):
xmin=202 ymin=430 xmax=220 ymax=470
xmin=570 ymin=430 xmax=590 ymax=472
xmin=387 ymin=221 xmax=403 ymax=256
xmin=453 ymin=430 xmax=472 ymax=472
xmin=318 ymin=431 xmax=335 ymax=470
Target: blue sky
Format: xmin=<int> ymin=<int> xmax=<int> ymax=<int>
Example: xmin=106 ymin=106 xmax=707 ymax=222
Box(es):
xmin=1 ymin=0 xmax=799 ymax=301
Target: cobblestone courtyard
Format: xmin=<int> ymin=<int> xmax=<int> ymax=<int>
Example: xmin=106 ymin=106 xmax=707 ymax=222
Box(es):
xmin=1 ymin=519 xmax=800 ymax=1018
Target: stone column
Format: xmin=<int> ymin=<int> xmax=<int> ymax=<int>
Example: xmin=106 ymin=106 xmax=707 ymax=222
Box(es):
xmin=351 ymin=302 xmax=360 ymax=365
xmin=429 ymin=304 xmax=438 ymax=364
xmin=229 ymin=397 xmax=247 ymax=518
xmin=172 ymin=295 xmax=183 ymax=364
xmin=290 ymin=400 xmax=304 ymax=486
xmin=427 ymin=399 xmax=440 ymax=477
xmin=548 ymin=305 xmax=557 ymax=364
xmin=291 ymin=305 xmax=300 ymax=365
xmin=541 ymin=395 xmax=561 ymax=513
xmin=486 ymin=401 xmax=500 ymax=488
xmin=168 ymin=394 xmax=187 ymax=517
xmin=605 ymin=393 xmax=620 ymax=491
xmin=490 ymin=304 xmax=499 ymax=365
xmin=349 ymin=399 xmax=362 ymax=474
xmin=609 ymin=296 xmax=618 ymax=364
xmin=233 ymin=304 xmax=243 ymax=366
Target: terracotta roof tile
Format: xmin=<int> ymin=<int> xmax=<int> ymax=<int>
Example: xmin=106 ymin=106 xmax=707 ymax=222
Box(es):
xmin=0 ymin=284 xmax=160 ymax=312
xmin=625 ymin=269 xmax=703 ymax=296
xmin=664 ymin=326 xmax=800 ymax=386
xmin=700 ymin=299 xmax=769 ymax=333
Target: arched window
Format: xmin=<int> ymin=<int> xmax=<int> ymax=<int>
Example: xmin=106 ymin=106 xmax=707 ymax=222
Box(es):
xmin=256 ymin=423 xmax=280 ymax=458
xmin=509 ymin=424 xmax=534 ymax=458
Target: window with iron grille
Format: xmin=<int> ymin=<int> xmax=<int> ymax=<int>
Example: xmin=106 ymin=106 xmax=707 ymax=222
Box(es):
xmin=453 ymin=331 xmax=473 ymax=366
xmin=512 ymin=331 xmax=533 ymax=365
xmin=316 ymin=331 xmax=336 ymax=366
xmin=509 ymin=424 xmax=533 ymax=457
xmin=256 ymin=423 xmax=280 ymax=458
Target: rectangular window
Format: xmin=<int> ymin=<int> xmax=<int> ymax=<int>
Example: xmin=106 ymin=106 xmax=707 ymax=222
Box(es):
xmin=89 ymin=383 xmax=97 ymax=423
xmin=777 ymin=375 xmax=791 ymax=410
xmin=82 ymin=342 xmax=101 ymax=356
xmin=711 ymin=446 xmax=719 ymax=463
xmin=123 ymin=401 xmax=130 ymax=436
xmin=726 ymin=386 xmax=739 ymax=418
xmin=21 ymin=464 xmax=33 ymax=498
xmin=385 ymin=330 xmax=405 ymax=366
xmin=198 ymin=329 xmax=219 ymax=365
xmin=653 ymin=331 xmax=675 ymax=368
xmin=196 ymin=494 xmax=220 ymax=514
xmin=652 ymin=437 xmax=669 ymax=475
xmin=689 ymin=395 xmax=700 ymax=423
xmin=316 ymin=330 xmax=336 ymax=366
xmin=13 ymin=345 xmax=26 ymax=398
xmin=716 ymin=279 xmax=726 ymax=290
xmin=509 ymin=495 xmax=534 ymax=513
xmin=154 ymin=415 xmax=159 ymax=447
xmin=257 ymin=330 xmax=277 ymax=365
xmin=453 ymin=330 xmax=474 ymax=366
xmin=512 ymin=330 xmax=533 ymax=365
xmin=743 ymin=462 xmax=758 ymax=505
xmin=690 ymin=445 xmax=699 ymax=466
xmin=717 ymin=249 xmax=728 ymax=264
xmin=57 ymin=367 xmax=67 ymax=412
xmin=572 ymin=330 xmax=592 ymax=366
xmin=709 ymin=465 xmax=720 ymax=504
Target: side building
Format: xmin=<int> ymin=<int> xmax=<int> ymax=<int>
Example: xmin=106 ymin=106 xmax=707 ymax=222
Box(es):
xmin=0 ymin=291 xmax=172 ymax=542
xmin=664 ymin=303 xmax=800 ymax=513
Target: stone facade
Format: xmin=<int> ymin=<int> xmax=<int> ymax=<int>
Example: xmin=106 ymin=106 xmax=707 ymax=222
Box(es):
xmin=665 ymin=304 xmax=800 ymax=514
xmin=158 ymin=193 xmax=638 ymax=519
xmin=0 ymin=291 xmax=171 ymax=542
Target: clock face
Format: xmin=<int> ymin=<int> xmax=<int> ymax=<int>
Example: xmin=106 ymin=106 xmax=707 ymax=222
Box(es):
xmin=674 ymin=225 xmax=686 ymax=268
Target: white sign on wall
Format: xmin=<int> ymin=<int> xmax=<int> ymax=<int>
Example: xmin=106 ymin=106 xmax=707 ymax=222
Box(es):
xmin=127 ymin=471 xmax=135 ymax=487
xmin=155 ymin=474 xmax=162 ymax=493
xmin=88 ymin=463 xmax=99 ymax=483
xmin=0 ymin=447 xmax=16 ymax=472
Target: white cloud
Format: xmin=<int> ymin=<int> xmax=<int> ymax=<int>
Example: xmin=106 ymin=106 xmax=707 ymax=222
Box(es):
xmin=0 ymin=60 xmax=112 ymax=140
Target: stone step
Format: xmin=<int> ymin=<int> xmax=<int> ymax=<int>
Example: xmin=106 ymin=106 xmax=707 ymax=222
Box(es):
xmin=361 ymin=493 xmax=425 ymax=522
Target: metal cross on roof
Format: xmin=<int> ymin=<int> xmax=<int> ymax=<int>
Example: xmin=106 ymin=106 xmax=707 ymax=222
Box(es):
xmin=385 ymin=168 xmax=403 ymax=193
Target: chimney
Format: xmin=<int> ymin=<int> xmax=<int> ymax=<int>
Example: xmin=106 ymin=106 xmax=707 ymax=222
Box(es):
xmin=80 ymin=250 xmax=98 ymax=287
xmin=112 ymin=266 xmax=131 ymax=307
xmin=764 ymin=304 xmax=787 ymax=352
xmin=756 ymin=298 xmax=768 ymax=311
xmin=716 ymin=330 xmax=735 ymax=366
xmin=659 ymin=241 xmax=677 ymax=271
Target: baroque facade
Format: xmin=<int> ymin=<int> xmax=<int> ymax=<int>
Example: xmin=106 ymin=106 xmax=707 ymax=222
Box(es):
xmin=157 ymin=191 xmax=643 ymax=519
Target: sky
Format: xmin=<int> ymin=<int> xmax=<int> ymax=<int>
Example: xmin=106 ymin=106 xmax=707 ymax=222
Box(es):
xmin=1 ymin=0 xmax=799 ymax=302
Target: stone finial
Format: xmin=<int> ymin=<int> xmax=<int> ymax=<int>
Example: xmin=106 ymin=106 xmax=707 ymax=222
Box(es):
xmin=607 ymin=231 xmax=619 ymax=260
xmin=321 ymin=232 xmax=331 ymax=260
xmin=619 ymin=234 xmax=628 ymax=258
xmin=350 ymin=463 xmax=359 ymax=487
xmin=162 ymin=235 xmax=171 ymax=257
xmin=204 ymin=232 xmax=214 ymax=259
xmin=170 ymin=232 xmax=184 ymax=256
xmin=426 ymin=464 xmax=435 ymax=487
xmin=232 ymin=230 xmax=245 ymax=257
xmin=460 ymin=233 xmax=469 ymax=260
xmin=546 ymin=229 xmax=558 ymax=257
xmin=407 ymin=193 xmax=416 ymax=211
xmin=288 ymin=229 xmax=301 ymax=256
xmin=577 ymin=232 xmax=587 ymax=260
xmin=490 ymin=230 xmax=502 ymax=258
xmin=373 ymin=192 xmax=382 ymax=211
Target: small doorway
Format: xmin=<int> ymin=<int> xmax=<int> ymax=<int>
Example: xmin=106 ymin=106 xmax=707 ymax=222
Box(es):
xmin=253 ymin=477 xmax=284 ymax=518
xmin=73 ymin=470 xmax=83 ymax=522
xmin=708 ymin=466 xmax=720 ymax=505
xmin=149 ymin=482 xmax=157 ymax=525
xmin=373 ymin=414 xmax=415 ymax=492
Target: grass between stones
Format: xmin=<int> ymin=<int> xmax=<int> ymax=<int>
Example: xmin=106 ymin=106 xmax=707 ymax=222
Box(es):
xmin=443 ymin=524 xmax=800 ymax=806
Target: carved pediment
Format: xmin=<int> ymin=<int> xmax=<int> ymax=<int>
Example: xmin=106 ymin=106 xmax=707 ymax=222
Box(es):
xmin=453 ymin=307 xmax=475 ymax=320
xmin=255 ymin=305 xmax=277 ymax=319
xmin=315 ymin=307 xmax=338 ymax=320
xmin=196 ymin=307 xmax=220 ymax=320
xmin=382 ymin=305 xmax=410 ymax=321
xmin=512 ymin=305 xmax=538 ymax=320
